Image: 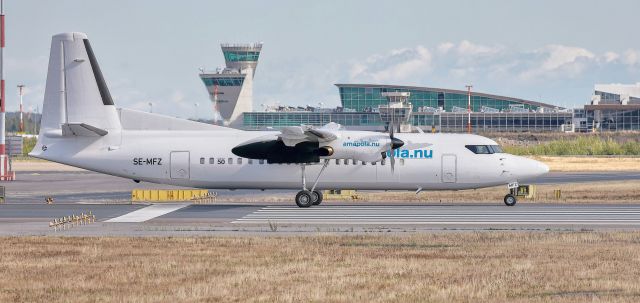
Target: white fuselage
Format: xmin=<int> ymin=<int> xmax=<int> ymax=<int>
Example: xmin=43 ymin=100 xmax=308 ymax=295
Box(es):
xmin=32 ymin=129 xmax=547 ymax=191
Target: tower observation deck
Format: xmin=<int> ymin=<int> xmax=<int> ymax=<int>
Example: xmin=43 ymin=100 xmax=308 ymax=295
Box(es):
xmin=199 ymin=43 xmax=262 ymax=126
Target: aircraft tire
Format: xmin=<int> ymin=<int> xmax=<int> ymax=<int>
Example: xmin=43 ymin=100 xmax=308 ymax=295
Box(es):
xmin=504 ymin=194 xmax=517 ymax=206
xmin=295 ymin=190 xmax=314 ymax=208
xmin=311 ymin=190 xmax=323 ymax=205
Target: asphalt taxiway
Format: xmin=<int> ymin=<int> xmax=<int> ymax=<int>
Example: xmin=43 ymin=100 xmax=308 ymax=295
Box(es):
xmin=3 ymin=170 xmax=640 ymax=204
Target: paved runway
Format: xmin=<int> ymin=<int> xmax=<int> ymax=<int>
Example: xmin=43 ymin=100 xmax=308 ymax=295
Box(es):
xmin=3 ymin=203 xmax=640 ymax=236
xmin=231 ymin=205 xmax=640 ymax=226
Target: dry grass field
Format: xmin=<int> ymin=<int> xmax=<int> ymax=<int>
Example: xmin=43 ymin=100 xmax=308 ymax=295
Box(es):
xmin=2 ymin=233 xmax=640 ymax=302
xmin=533 ymin=156 xmax=640 ymax=172
xmin=11 ymin=159 xmax=85 ymax=172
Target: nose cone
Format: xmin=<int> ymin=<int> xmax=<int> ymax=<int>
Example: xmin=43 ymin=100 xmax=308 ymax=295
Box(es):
xmin=514 ymin=157 xmax=549 ymax=181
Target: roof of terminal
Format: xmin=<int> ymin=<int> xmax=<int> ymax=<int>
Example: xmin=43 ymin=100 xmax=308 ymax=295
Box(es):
xmin=335 ymin=84 xmax=564 ymax=110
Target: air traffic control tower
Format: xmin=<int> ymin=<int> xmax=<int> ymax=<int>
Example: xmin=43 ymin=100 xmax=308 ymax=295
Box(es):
xmin=199 ymin=43 xmax=263 ymax=126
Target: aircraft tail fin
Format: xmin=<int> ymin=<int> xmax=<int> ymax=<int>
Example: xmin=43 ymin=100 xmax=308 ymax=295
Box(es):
xmin=39 ymin=32 xmax=121 ymax=133
xmin=30 ymin=33 xmax=121 ymax=159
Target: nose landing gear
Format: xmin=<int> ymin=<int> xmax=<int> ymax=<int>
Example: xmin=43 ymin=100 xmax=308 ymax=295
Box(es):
xmin=504 ymin=181 xmax=519 ymax=206
xmin=504 ymin=194 xmax=517 ymax=206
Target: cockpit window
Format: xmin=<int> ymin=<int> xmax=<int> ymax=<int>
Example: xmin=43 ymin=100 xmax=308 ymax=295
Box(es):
xmin=466 ymin=145 xmax=504 ymax=154
xmin=489 ymin=145 xmax=504 ymax=153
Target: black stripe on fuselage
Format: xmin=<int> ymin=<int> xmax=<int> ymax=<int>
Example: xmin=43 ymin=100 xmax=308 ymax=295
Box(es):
xmin=83 ymin=39 xmax=114 ymax=106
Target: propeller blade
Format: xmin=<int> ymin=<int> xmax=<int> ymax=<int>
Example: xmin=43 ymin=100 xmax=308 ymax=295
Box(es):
xmin=390 ymin=150 xmax=395 ymax=173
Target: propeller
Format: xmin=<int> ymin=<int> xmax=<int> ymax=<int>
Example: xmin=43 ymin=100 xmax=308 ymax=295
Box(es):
xmin=387 ymin=121 xmax=404 ymax=173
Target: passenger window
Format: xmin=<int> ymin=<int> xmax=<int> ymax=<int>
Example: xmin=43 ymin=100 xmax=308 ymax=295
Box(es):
xmin=238 ymin=158 xmax=243 ymax=165
xmin=371 ymin=161 xmax=376 ymax=165
xmin=344 ymin=159 xmax=349 ymax=165
xmin=381 ymin=159 xmax=386 ymax=165
xmin=228 ymin=158 xmax=233 ymax=165
xmin=200 ymin=157 xmax=205 ymax=164
xmin=259 ymin=159 xmax=265 ymax=164
xmin=352 ymin=159 xmax=357 ymax=165
xmin=362 ymin=161 xmax=366 ymax=165
xmin=335 ymin=159 xmax=340 ymax=165
xmin=248 ymin=159 xmax=253 ymax=164
xmin=209 ymin=157 xmax=214 ymax=164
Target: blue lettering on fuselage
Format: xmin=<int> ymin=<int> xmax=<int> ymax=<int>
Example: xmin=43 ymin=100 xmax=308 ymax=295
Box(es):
xmin=342 ymin=141 xmax=381 ymax=147
xmin=386 ymin=149 xmax=433 ymax=159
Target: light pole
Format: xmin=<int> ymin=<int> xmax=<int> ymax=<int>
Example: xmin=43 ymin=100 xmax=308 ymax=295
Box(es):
xmin=17 ymin=84 xmax=25 ymax=133
xmin=0 ymin=0 xmax=15 ymax=181
xmin=465 ymin=85 xmax=473 ymax=134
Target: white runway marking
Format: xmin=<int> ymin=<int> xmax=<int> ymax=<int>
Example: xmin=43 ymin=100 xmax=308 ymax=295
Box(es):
xmin=105 ymin=204 xmax=189 ymax=223
xmin=232 ymin=205 xmax=640 ymax=225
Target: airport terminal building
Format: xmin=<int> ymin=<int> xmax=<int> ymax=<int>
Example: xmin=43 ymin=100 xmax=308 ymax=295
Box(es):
xmin=243 ymin=84 xmax=574 ymax=132
xmin=577 ymin=83 xmax=640 ymax=131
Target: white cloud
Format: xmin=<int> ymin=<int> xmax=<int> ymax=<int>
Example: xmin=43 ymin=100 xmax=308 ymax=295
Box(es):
xmin=437 ymin=42 xmax=455 ymax=54
xmin=344 ymin=41 xmax=640 ymax=102
xmin=348 ymin=46 xmax=432 ymax=83
xmin=622 ymin=49 xmax=640 ymax=66
xmin=456 ymin=40 xmax=503 ymax=57
xmin=519 ymin=45 xmax=595 ymax=80
xmin=603 ymin=51 xmax=619 ymax=63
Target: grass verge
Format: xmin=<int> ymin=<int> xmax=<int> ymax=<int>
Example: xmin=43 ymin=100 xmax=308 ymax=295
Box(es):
xmin=533 ymin=156 xmax=640 ymax=172
xmin=502 ymin=136 xmax=640 ymax=156
xmin=2 ymin=233 xmax=640 ymax=302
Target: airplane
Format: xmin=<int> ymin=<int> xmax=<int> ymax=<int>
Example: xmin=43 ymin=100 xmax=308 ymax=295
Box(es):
xmin=29 ymin=32 xmax=549 ymax=208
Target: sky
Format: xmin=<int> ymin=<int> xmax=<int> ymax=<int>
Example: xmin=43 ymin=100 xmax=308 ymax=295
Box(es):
xmin=5 ymin=0 xmax=640 ymax=118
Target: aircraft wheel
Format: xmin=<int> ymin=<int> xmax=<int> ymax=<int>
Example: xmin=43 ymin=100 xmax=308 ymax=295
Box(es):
xmin=311 ymin=190 xmax=323 ymax=205
xmin=295 ymin=190 xmax=313 ymax=208
xmin=504 ymin=194 xmax=517 ymax=206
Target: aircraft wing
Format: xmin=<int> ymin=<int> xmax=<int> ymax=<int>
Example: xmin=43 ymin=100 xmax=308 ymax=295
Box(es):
xmin=279 ymin=124 xmax=339 ymax=146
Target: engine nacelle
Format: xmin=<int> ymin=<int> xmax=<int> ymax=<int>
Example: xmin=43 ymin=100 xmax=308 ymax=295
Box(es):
xmin=232 ymin=132 xmax=403 ymax=164
xmin=318 ymin=146 xmax=334 ymax=157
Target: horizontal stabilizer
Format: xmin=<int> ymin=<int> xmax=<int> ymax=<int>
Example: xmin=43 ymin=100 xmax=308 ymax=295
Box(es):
xmin=61 ymin=123 xmax=109 ymax=137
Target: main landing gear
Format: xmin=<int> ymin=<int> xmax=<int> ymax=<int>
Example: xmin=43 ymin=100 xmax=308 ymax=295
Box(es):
xmin=295 ymin=160 xmax=329 ymax=208
xmin=503 ymin=181 xmax=518 ymax=206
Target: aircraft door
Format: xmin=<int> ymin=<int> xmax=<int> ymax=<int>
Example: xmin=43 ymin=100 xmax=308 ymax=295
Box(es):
xmin=441 ymin=154 xmax=457 ymax=183
xmin=170 ymin=151 xmax=190 ymax=179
